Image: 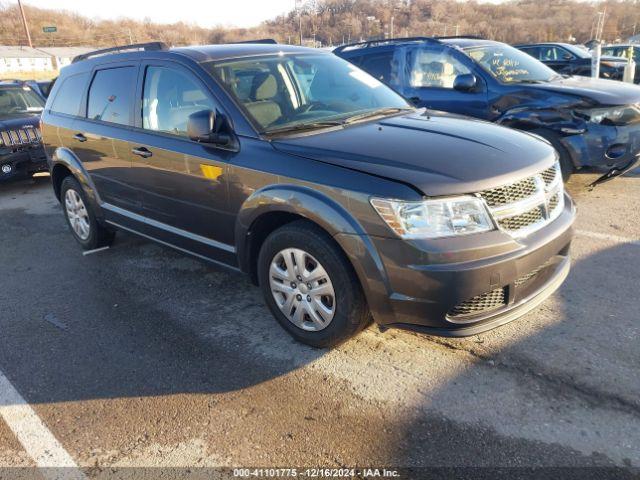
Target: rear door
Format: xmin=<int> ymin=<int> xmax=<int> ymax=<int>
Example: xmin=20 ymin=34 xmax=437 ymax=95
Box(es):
xmin=128 ymin=60 xmax=235 ymax=255
xmin=73 ymin=63 xmax=141 ymax=212
xmin=539 ymin=45 xmax=574 ymax=73
xmin=399 ymin=45 xmax=489 ymax=118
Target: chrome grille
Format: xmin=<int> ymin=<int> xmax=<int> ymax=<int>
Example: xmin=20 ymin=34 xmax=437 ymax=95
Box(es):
xmin=0 ymin=127 xmax=41 ymax=147
xmin=479 ymin=161 xmax=564 ymax=238
xmin=480 ymin=177 xmax=538 ymax=207
xmin=497 ymin=206 xmax=544 ymax=231
xmin=448 ymin=288 xmax=507 ymax=319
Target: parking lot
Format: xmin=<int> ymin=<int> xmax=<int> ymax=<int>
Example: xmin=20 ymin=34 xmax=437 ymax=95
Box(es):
xmin=0 ymin=171 xmax=639 ymax=476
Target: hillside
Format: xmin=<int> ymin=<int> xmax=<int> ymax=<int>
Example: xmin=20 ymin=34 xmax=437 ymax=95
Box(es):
xmin=0 ymin=0 xmax=638 ymax=48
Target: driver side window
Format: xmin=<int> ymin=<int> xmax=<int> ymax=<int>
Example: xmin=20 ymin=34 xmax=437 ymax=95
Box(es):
xmin=406 ymin=47 xmax=471 ymax=89
xmin=142 ymin=66 xmax=216 ymax=137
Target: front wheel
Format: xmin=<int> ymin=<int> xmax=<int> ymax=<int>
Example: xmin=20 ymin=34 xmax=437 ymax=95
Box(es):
xmin=60 ymin=176 xmax=115 ymax=250
xmin=258 ymin=220 xmax=371 ymax=348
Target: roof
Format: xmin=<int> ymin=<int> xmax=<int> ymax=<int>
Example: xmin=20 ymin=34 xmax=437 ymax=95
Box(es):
xmin=171 ymin=43 xmax=322 ymax=62
xmin=334 ymin=36 xmax=491 ymax=54
xmin=36 ymin=47 xmax=94 ymax=57
xmin=0 ymin=46 xmax=50 ymax=58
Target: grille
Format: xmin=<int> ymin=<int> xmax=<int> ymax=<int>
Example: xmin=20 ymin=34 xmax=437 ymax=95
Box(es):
xmin=448 ymin=288 xmax=507 ymax=319
xmin=0 ymin=127 xmax=41 ymax=147
xmin=541 ymin=165 xmax=559 ymax=187
xmin=480 ymin=176 xmax=538 ymax=207
xmin=515 ymin=259 xmax=554 ymax=287
xmin=479 ymin=162 xmax=563 ymax=237
xmin=497 ymin=206 xmax=543 ymax=231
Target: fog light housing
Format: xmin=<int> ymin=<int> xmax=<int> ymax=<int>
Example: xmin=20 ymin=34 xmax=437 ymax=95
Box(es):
xmin=605 ymin=144 xmax=627 ymax=160
xmin=1 ymin=164 xmax=12 ymax=174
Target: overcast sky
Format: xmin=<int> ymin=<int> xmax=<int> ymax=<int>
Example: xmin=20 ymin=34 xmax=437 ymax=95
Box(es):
xmin=24 ymin=0 xmax=507 ymax=29
xmin=25 ymin=0 xmax=306 ymax=28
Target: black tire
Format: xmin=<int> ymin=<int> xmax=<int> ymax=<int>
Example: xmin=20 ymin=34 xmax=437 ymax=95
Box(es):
xmin=531 ymin=129 xmax=575 ymax=182
xmin=60 ymin=176 xmax=115 ymax=250
xmin=257 ymin=220 xmax=371 ymax=348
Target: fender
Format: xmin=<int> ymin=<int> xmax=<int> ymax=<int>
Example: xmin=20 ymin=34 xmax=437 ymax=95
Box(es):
xmin=51 ymin=146 xmax=104 ymax=220
xmin=235 ymin=184 xmax=397 ymax=325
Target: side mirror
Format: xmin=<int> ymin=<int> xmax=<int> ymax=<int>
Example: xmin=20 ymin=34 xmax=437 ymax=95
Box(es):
xmin=187 ymin=109 xmax=231 ymax=146
xmin=453 ymin=73 xmax=477 ymax=92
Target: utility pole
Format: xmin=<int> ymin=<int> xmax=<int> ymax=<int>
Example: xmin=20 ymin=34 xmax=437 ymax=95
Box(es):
xmin=17 ymin=0 xmax=33 ymax=48
xmin=390 ymin=16 xmax=394 ymax=38
xmin=296 ymin=0 xmax=303 ymax=45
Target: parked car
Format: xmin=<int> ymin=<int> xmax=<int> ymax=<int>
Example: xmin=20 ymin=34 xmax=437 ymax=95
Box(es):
xmin=335 ymin=37 xmax=640 ymax=183
xmin=42 ymin=42 xmax=574 ymax=347
xmin=515 ymin=42 xmax=627 ymax=81
xmin=601 ymin=44 xmax=640 ymax=84
xmin=0 ymin=79 xmax=48 ymax=182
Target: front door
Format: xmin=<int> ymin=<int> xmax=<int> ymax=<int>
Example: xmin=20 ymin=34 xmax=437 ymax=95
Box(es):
xmin=129 ymin=61 xmax=236 ymax=260
xmin=399 ymin=45 xmax=489 ymax=119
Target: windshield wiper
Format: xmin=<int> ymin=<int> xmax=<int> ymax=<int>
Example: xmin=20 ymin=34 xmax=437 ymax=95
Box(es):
xmin=341 ymin=107 xmax=413 ymax=125
xmin=264 ymin=120 xmax=344 ymax=136
xmin=511 ymin=79 xmax=547 ymax=84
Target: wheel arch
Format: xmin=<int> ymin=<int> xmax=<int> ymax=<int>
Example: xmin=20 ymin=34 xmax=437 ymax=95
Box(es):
xmin=235 ymin=185 xmax=395 ymax=325
xmin=50 ymin=147 xmax=103 ymax=218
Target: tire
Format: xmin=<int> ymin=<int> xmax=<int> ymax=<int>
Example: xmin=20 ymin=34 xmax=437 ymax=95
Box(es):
xmin=60 ymin=176 xmax=115 ymax=250
xmin=257 ymin=220 xmax=371 ymax=348
xmin=531 ymin=129 xmax=575 ymax=182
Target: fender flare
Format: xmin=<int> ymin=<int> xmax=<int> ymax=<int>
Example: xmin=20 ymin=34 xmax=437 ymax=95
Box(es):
xmin=50 ymin=147 xmax=103 ymax=219
xmin=235 ymin=185 xmax=396 ymax=324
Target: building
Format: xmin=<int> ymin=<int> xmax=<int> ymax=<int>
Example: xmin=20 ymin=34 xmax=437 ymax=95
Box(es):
xmin=628 ymin=34 xmax=640 ymax=44
xmin=37 ymin=47 xmax=94 ymax=69
xmin=0 ymin=46 xmax=53 ymax=74
xmin=0 ymin=46 xmax=94 ymax=74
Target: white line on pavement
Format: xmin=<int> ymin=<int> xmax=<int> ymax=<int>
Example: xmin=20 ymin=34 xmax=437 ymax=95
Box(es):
xmin=576 ymin=229 xmax=640 ymax=247
xmin=0 ymin=369 xmax=86 ymax=480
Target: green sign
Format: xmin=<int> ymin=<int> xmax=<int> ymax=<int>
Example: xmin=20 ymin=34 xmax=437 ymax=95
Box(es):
xmin=42 ymin=26 xmax=57 ymax=33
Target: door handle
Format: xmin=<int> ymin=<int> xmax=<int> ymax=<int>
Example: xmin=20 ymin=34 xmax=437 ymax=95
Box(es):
xmin=132 ymin=146 xmax=153 ymax=158
xmin=73 ymin=133 xmax=87 ymax=142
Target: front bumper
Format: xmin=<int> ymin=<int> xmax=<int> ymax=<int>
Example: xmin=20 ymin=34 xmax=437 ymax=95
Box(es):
xmin=338 ymin=193 xmax=575 ymax=336
xmin=0 ymin=144 xmax=48 ymax=182
xmin=562 ymin=120 xmax=640 ymax=172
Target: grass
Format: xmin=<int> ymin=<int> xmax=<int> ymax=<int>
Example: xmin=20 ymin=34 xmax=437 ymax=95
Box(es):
xmin=2 ymin=70 xmax=59 ymax=81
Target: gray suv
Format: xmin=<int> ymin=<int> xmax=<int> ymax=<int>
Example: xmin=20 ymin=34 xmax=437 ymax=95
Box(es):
xmin=41 ymin=42 xmax=575 ymax=347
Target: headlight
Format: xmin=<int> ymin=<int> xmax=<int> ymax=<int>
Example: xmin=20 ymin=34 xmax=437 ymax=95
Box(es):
xmin=370 ymin=196 xmax=494 ymax=239
xmin=575 ymin=105 xmax=640 ymax=126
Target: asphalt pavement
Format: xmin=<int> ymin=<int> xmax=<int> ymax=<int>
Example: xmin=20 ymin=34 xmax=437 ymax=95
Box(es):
xmin=0 ymin=171 xmax=638 ymax=479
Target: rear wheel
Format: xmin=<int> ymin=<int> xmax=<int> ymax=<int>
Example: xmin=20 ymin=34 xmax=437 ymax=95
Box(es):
xmin=532 ymin=129 xmax=575 ymax=181
xmin=60 ymin=176 xmax=115 ymax=250
xmin=258 ymin=220 xmax=371 ymax=348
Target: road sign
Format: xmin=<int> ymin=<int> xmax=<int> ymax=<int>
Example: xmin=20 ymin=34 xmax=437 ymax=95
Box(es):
xmin=42 ymin=26 xmax=57 ymax=33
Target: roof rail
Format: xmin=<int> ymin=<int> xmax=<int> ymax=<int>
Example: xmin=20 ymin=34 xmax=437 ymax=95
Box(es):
xmin=436 ymin=35 xmax=485 ymax=40
xmin=334 ymin=36 xmax=441 ymax=53
xmin=72 ymin=42 xmax=168 ymax=63
xmin=230 ymin=39 xmax=278 ymax=44
xmin=0 ymin=79 xmax=24 ymax=83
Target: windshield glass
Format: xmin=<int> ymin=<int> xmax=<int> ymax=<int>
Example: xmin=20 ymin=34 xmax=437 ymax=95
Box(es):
xmin=205 ymin=53 xmax=410 ymax=133
xmin=562 ymin=44 xmax=591 ymax=59
xmin=464 ymin=44 xmax=559 ymax=83
xmin=0 ymin=86 xmax=44 ymax=116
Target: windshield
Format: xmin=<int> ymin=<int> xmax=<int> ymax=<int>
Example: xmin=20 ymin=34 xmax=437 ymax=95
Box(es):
xmin=0 ymin=86 xmax=44 ymax=117
xmin=562 ymin=44 xmax=591 ymax=59
xmin=464 ymin=44 xmax=559 ymax=84
xmin=205 ymin=53 xmax=410 ymax=133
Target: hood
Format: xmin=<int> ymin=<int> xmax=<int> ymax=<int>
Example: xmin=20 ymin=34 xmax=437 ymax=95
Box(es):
xmin=0 ymin=113 xmax=40 ymax=131
xmin=523 ymin=75 xmax=640 ymax=106
xmin=272 ymin=111 xmax=557 ymax=197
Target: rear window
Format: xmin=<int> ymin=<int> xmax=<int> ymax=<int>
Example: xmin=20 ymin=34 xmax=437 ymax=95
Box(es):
xmin=50 ymin=73 xmax=89 ymax=116
xmin=87 ymin=67 xmax=136 ymax=126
